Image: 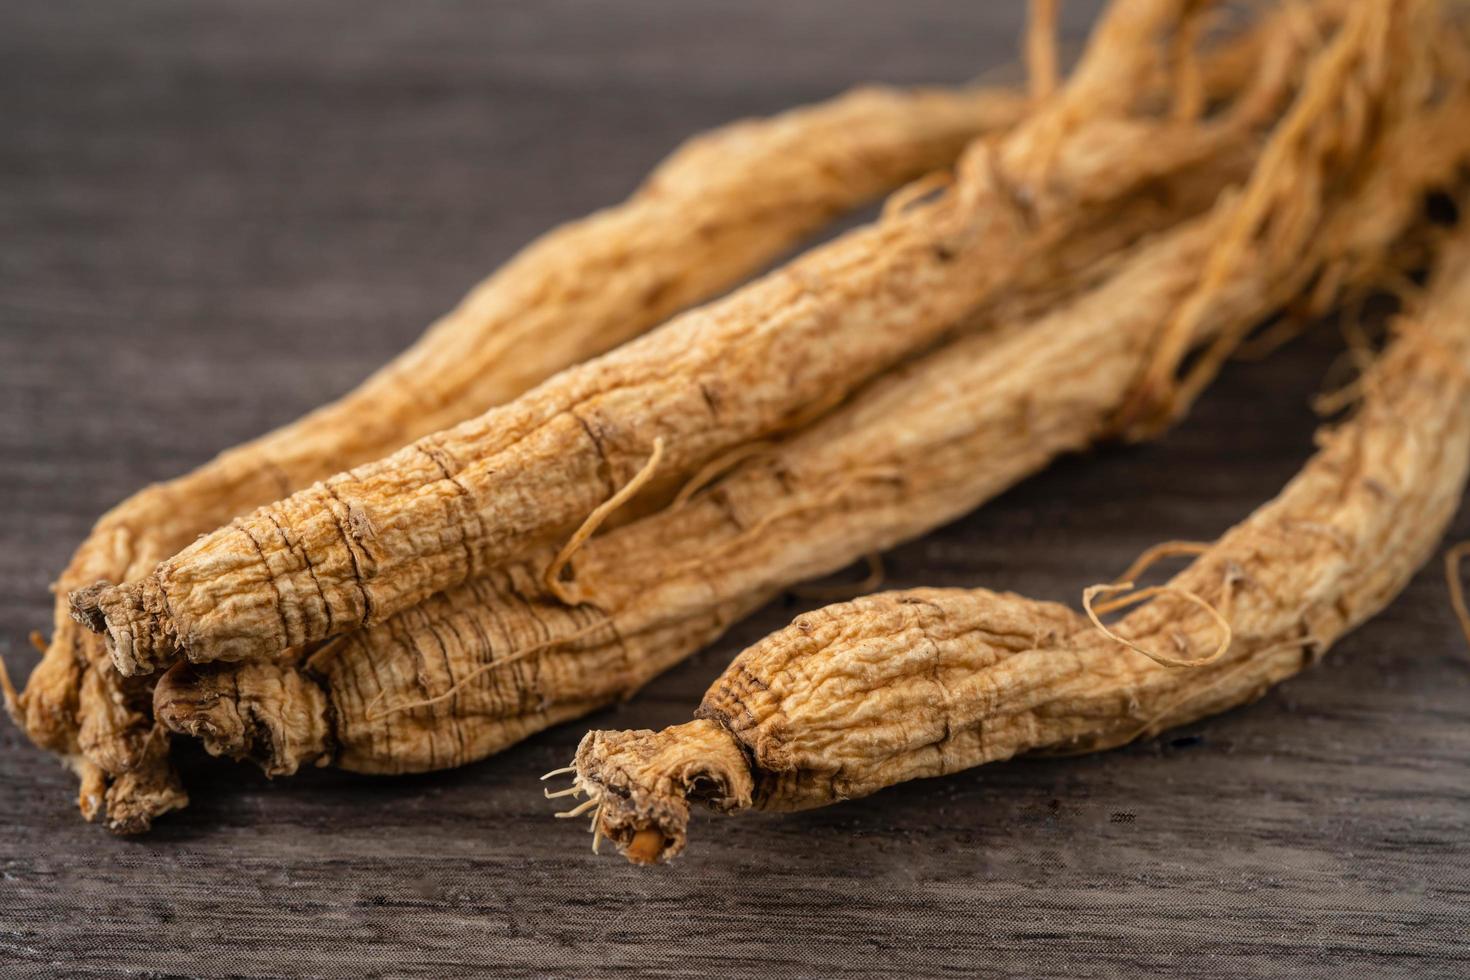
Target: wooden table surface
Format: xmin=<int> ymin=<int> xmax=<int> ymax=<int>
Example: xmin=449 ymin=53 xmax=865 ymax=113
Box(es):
xmin=3 ymin=2 xmax=1468 ymax=976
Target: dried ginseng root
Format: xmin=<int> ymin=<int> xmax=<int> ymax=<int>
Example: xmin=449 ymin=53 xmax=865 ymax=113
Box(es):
xmin=144 ymin=182 xmax=1252 ymax=778
xmin=150 ymin=36 xmax=1470 ymax=783
xmin=75 ymin=0 xmax=1309 ymax=675
xmin=563 ymin=224 xmax=1470 ymax=865
xmin=4 ymin=83 xmax=1028 ymax=832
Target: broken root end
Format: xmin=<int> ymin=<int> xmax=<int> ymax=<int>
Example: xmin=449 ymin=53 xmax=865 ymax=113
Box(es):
xmin=67 ymin=581 xmax=112 ymax=635
xmin=154 ymin=660 xmax=330 ymax=777
xmin=558 ymin=718 xmax=756 ymax=865
xmin=68 ymin=577 xmax=181 ymax=677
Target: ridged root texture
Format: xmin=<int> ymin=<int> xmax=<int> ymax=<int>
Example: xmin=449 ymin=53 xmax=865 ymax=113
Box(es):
xmin=72 ymin=0 xmax=1307 ymax=678
xmin=569 ymin=720 xmax=755 ymax=865
xmin=153 ymin=661 xmax=332 ymax=778
xmin=566 ymin=226 xmax=1470 ymax=864
xmin=150 ymin=61 xmax=1470 ymax=785
xmin=8 ymin=79 xmax=1031 ymax=830
xmin=30 ymin=0 xmax=1429 ymax=835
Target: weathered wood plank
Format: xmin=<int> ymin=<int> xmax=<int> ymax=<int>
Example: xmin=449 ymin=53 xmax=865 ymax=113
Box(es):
xmin=2 ymin=2 xmax=1466 ymax=976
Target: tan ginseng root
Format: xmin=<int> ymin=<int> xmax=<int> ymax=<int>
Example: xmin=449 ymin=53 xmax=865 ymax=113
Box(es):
xmin=74 ymin=0 xmax=1318 ymax=677
xmin=1 ymin=83 xmax=1032 ymax=832
xmin=147 ymin=30 xmax=1470 ymax=784
xmin=563 ymin=218 xmax=1470 ymax=866
xmin=5 ymin=2 xmax=1289 ymax=832
xmin=142 ymin=164 xmax=1255 ymax=777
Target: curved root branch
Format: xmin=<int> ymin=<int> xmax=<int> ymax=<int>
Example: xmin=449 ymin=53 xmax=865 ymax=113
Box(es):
xmin=1026 ymin=0 xmax=1060 ymax=102
xmin=544 ymin=438 xmax=665 ymax=605
xmin=671 ymin=441 xmax=776 ymax=510
xmin=554 ymin=796 xmax=601 ymax=819
xmin=1112 ymin=539 xmax=1212 ymax=587
xmin=1083 ymin=581 xmax=1233 ymax=668
xmin=881 ymin=171 xmax=957 ymax=222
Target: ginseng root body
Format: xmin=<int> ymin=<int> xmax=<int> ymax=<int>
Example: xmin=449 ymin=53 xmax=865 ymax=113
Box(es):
xmin=139 ymin=0 xmax=1462 ymax=790
xmin=7 ymin=82 xmax=1026 ymax=831
xmin=566 ymin=224 xmax=1470 ymax=865
xmin=75 ymin=0 xmax=1299 ymax=676
xmin=150 ymin=49 xmax=1470 ymax=781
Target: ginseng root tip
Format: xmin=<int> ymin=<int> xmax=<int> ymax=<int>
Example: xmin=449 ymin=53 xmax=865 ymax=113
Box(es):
xmin=624 ymin=828 xmax=672 ymax=865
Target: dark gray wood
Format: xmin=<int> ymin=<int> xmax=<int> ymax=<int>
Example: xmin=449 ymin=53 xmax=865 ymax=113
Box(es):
xmin=2 ymin=2 xmax=1467 ymax=977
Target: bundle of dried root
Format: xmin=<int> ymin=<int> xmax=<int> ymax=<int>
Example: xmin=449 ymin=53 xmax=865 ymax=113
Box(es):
xmin=564 ymin=219 xmax=1470 ymax=865
xmin=3 ymin=82 xmax=1029 ymax=831
xmin=72 ymin=0 xmax=1311 ymax=678
xmin=5 ymin=0 xmax=1422 ymax=846
xmin=149 ymin=13 xmax=1470 ymax=784
xmin=20 ymin=0 xmax=1302 ymax=830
